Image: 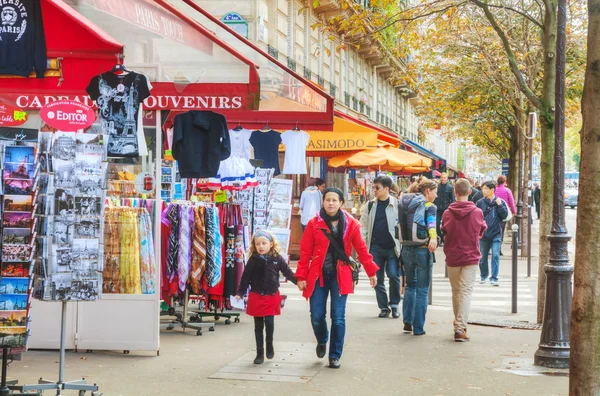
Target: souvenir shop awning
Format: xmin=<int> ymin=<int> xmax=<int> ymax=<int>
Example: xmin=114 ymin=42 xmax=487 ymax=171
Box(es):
xmin=0 ymin=0 xmax=124 ymax=103
xmin=327 ymin=146 xmax=431 ymax=173
xmin=334 ymin=111 xmax=400 ymax=148
xmin=403 ymin=139 xmax=446 ymax=163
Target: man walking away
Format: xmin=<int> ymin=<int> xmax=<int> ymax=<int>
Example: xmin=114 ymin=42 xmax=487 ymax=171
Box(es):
xmin=476 ymin=181 xmax=509 ymax=286
xmin=299 ymin=178 xmax=325 ymax=231
xmin=467 ymin=177 xmax=483 ymax=204
xmin=441 ymin=179 xmax=487 ymax=342
xmin=360 ymin=176 xmax=401 ymax=318
xmin=533 ymin=183 xmax=541 ymax=219
xmin=434 ymin=172 xmax=454 ymax=246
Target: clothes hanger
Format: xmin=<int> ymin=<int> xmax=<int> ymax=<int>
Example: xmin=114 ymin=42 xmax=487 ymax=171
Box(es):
xmin=292 ymin=122 xmax=301 ymax=132
xmin=233 ymin=121 xmax=243 ymax=131
xmin=110 ymin=53 xmax=130 ymax=75
xmin=260 ymin=121 xmax=272 ymax=133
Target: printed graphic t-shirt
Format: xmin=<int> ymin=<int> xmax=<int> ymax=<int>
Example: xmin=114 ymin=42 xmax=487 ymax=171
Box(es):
xmin=249 ymin=130 xmax=282 ymax=175
xmin=86 ymin=72 xmax=152 ymax=157
xmin=0 ymin=0 xmax=47 ymax=78
xmin=281 ymin=130 xmax=310 ymax=174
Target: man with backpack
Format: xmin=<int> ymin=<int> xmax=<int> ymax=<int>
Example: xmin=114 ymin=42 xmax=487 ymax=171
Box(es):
xmin=360 ymin=176 xmax=401 ymax=318
xmin=476 ymin=181 xmax=509 ymax=286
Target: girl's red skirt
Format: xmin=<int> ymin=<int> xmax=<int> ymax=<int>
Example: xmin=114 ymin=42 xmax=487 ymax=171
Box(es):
xmin=246 ymin=291 xmax=281 ymax=317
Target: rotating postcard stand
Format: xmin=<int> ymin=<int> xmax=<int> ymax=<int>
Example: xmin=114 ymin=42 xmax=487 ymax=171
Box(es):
xmin=21 ymin=130 xmax=105 ymax=395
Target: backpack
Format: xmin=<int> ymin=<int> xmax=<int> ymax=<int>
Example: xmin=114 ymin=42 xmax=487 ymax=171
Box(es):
xmin=398 ymin=193 xmax=430 ymax=246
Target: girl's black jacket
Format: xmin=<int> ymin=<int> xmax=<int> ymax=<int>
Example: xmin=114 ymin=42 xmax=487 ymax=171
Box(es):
xmin=237 ymin=254 xmax=297 ymax=296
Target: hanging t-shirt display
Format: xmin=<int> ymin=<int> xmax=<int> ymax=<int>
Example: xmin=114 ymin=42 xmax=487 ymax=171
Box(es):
xmin=86 ymin=72 xmax=152 ymax=158
xmin=0 ymin=0 xmax=47 ymax=78
xmin=250 ymin=130 xmax=282 ymax=176
xmin=281 ymin=130 xmax=310 ymax=174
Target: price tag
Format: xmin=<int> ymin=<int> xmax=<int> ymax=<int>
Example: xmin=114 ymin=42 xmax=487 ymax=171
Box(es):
xmin=164 ymin=149 xmax=173 ymax=160
xmin=214 ymin=190 xmax=227 ymax=203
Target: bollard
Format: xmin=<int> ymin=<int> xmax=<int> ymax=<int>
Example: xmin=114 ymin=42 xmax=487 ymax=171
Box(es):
xmin=511 ymin=224 xmax=519 ymax=314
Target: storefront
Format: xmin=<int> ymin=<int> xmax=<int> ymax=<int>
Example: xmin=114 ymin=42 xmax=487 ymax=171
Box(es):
xmin=0 ymin=0 xmax=335 ymax=354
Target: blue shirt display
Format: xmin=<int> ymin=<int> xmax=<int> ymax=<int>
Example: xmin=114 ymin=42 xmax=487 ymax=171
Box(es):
xmin=250 ymin=130 xmax=282 ymax=175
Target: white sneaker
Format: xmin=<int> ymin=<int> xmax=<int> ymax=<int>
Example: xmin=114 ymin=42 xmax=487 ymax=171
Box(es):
xmin=479 ymin=279 xmax=488 ymax=284
xmin=490 ymin=280 xmax=499 ymax=287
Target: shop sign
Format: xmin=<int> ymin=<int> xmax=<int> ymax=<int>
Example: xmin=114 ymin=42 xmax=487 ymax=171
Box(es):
xmin=40 ymin=100 xmax=96 ymax=131
xmin=0 ymin=103 xmax=28 ymax=127
xmin=84 ymin=0 xmax=213 ymax=55
xmin=304 ymin=132 xmax=378 ymax=152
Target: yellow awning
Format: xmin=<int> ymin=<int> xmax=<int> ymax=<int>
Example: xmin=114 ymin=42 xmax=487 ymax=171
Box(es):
xmin=328 ymin=146 xmax=432 ymax=173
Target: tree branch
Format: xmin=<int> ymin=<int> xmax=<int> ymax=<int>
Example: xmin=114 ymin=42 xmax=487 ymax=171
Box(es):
xmin=469 ymin=0 xmax=543 ymax=110
xmin=484 ymin=3 xmax=543 ymax=28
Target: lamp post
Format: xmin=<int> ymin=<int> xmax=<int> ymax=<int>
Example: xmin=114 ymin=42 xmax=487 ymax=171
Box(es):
xmin=526 ymin=112 xmax=537 ymax=278
xmin=516 ymin=123 xmax=523 ymax=247
xmin=534 ymin=0 xmax=573 ymax=368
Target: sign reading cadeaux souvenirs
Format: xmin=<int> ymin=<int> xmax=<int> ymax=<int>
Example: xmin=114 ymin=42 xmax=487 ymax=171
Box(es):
xmin=32 ymin=130 xmax=107 ymax=302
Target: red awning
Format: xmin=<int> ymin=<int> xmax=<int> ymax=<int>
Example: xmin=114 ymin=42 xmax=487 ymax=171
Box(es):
xmin=334 ymin=111 xmax=400 ymax=147
xmin=0 ymin=0 xmax=123 ymax=100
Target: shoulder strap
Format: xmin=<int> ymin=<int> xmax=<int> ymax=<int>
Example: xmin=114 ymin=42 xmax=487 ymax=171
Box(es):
xmin=320 ymin=229 xmax=351 ymax=264
xmin=368 ymin=201 xmax=374 ymax=214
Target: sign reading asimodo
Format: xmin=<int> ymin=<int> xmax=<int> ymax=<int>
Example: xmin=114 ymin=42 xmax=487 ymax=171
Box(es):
xmin=305 ymin=132 xmax=378 ymax=152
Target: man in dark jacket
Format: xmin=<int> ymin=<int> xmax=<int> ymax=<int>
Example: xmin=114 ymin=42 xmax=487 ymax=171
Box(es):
xmin=434 ymin=172 xmax=455 ymax=246
xmin=533 ymin=183 xmax=541 ymax=219
xmin=476 ymin=181 xmax=509 ymax=286
xmin=468 ymin=177 xmax=483 ymax=204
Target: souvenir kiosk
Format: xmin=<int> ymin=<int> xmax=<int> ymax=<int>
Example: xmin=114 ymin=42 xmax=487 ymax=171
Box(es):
xmin=0 ymin=0 xmax=334 ymax=354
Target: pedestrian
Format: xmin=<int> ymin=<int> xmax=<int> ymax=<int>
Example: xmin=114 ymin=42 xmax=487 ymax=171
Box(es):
xmin=296 ymin=187 xmax=378 ymax=369
xmin=467 ymin=177 xmax=483 ymax=204
xmin=474 ymin=181 xmax=482 ymax=192
xmin=390 ymin=181 xmax=400 ymax=198
xmin=533 ymin=183 xmax=541 ymax=219
xmin=399 ymin=178 xmax=439 ymax=336
xmin=299 ymin=178 xmax=326 ymax=231
xmin=476 ymin=181 xmax=509 ymax=286
xmin=235 ymin=230 xmax=298 ymax=364
xmin=441 ymin=179 xmax=487 ymax=342
xmin=360 ymin=176 xmax=401 ymax=318
xmin=433 ymin=172 xmax=454 ymax=246
xmin=495 ymin=176 xmax=516 ymax=255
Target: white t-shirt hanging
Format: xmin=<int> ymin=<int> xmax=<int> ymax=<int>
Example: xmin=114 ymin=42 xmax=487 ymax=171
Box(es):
xmin=281 ymin=130 xmax=310 ymax=174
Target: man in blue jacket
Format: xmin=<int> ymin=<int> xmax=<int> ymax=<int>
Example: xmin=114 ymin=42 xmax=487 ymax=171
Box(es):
xmin=476 ymin=181 xmax=509 ymax=286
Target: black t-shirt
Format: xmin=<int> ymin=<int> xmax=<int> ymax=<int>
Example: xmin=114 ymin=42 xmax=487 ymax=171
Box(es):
xmin=249 ymin=130 xmax=282 ymax=175
xmin=372 ymin=198 xmax=395 ymax=249
xmin=86 ymin=72 xmax=151 ymax=157
xmin=0 ymin=0 xmax=47 ymax=78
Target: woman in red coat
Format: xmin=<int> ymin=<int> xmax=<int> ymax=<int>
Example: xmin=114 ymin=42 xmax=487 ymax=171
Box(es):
xmin=296 ymin=187 xmax=379 ymax=369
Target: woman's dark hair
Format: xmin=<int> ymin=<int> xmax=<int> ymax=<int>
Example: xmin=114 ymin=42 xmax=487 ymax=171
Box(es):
xmin=315 ymin=178 xmax=326 ymax=187
xmin=322 ymin=187 xmax=344 ymax=203
xmin=483 ymin=181 xmax=497 ymax=190
xmin=497 ymin=175 xmax=507 ymax=185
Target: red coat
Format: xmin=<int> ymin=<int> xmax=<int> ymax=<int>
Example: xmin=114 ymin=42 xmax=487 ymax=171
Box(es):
xmin=295 ymin=210 xmax=379 ymax=299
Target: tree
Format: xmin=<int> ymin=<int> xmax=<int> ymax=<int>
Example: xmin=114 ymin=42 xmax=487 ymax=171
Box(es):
xmin=570 ymin=0 xmax=600 ymax=392
xmin=312 ymin=0 xmax=586 ymax=322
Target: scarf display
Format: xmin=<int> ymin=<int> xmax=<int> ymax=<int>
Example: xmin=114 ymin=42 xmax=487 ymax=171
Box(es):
xmin=190 ymin=206 xmax=207 ymax=295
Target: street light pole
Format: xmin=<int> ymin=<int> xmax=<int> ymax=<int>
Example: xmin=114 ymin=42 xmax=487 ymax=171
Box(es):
xmin=526 ymin=112 xmax=537 ymax=278
xmin=534 ymin=0 xmax=573 ymax=369
xmin=516 ymin=122 xmax=523 ymax=247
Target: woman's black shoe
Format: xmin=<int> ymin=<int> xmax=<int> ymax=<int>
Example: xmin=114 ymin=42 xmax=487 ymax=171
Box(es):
xmin=403 ymin=323 xmax=413 ymax=332
xmin=254 ymin=348 xmax=265 ymax=364
xmin=329 ymin=358 xmax=341 ymax=369
xmin=316 ymin=344 xmax=326 ymax=359
xmin=266 ymin=342 xmax=274 ymax=359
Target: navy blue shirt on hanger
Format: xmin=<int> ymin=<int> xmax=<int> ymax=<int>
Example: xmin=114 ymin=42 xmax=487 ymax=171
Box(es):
xmin=250 ymin=130 xmax=282 ymax=175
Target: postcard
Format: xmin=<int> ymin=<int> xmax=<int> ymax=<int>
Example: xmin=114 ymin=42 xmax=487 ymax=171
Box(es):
xmin=0 ymin=326 xmax=28 ymax=348
xmin=1 ymin=263 xmax=30 ymax=278
xmin=4 ymin=146 xmax=34 ymax=165
xmin=75 ymin=132 xmax=104 ymax=156
xmin=3 ymin=212 xmax=33 ymax=229
xmin=2 ymin=229 xmax=31 ymax=245
xmin=0 ymin=278 xmax=29 ymax=295
xmin=75 ymin=153 xmax=102 ymax=176
xmin=4 ymin=162 xmax=35 ymax=180
xmin=75 ymin=218 xmax=101 ymax=238
xmin=53 ymin=217 xmax=76 ymax=247
xmin=71 ymin=238 xmax=100 ymax=272
xmin=267 ymin=203 xmax=293 ymax=230
xmin=52 ymin=245 xmax=73 ymax=273
xmin=4 ymin=195 xmax=33 ymax=212
xmin=0 ymin=311 xmax=27 ymax=327
xmin=271 ymin=228 xmax=291 ymax=255
xmin=38 ymin=131 xmax=53 ymax=154
xmin=75 ymin=175 xmax=103 ymax=196
xmin=53 ymin=159 xmax=77 ymax=188
xmin=52 ymin=132 xmax=77 ymax=160
xmin=50 ymin=273 xmax=73 ymax=301
xmin=269 ymin=179 xmax=293 ymax=204
xmin=4 ymin=178 xmax=33 ymax=195
xmin=2 ymin=244 xmax=32 ymax=263
xmin=0 ymin=295 xmax=28 ymax=311
xmin=75 ymin=196 xmax=102 ymax=216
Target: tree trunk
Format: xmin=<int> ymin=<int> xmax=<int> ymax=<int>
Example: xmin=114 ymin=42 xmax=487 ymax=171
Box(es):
xmin=570 ymin=2 xmax=600 ymax=392
xmin=537 ymin=2 xmax=558 ymax=323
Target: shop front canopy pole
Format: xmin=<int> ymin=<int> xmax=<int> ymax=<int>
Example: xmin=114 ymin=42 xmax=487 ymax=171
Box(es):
xmin=22 ymin=302 xmax=101 ymax=395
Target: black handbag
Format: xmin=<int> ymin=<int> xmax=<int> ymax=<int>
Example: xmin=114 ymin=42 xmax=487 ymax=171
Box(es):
xmin=320 ymin=229 xmax=362 ymax=284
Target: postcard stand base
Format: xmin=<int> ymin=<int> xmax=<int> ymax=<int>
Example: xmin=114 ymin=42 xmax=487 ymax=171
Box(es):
xmin=21 ymin=302 xmax=101 ymax=396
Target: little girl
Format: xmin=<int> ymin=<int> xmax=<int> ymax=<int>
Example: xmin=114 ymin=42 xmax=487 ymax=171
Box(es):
xmin=236 ymin=230 xmax=297 ymax=364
